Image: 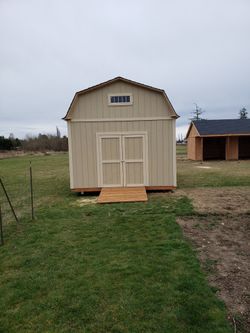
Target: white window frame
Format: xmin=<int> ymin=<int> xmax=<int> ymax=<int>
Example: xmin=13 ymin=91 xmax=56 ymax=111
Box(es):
xmin=108 ymin=93 xmax=133 ymax=106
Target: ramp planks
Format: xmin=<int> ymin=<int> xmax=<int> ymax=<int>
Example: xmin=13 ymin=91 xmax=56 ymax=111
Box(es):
xmin=97 ymin=187 xmax=148 ymax=204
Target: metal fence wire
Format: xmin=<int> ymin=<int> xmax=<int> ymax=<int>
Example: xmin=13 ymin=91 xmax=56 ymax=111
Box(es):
xmin=0 ymin=162 xmax=34 ymax=245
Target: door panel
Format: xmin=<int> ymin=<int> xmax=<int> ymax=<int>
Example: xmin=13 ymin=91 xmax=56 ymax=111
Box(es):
xmin=123 ymin=135 xmax=145 ymax=186
xmin=102 ymin=162 xmax=122 ymax=186
xmin=100 ymin=136 xmax=122 ymax=186
xmin=101 ymin=137 xmax=120 ymax=161
xmin=125 ymin=162 xmax=144 ymax=186
xmin=124 ymin=137 xmax=143 ymax=160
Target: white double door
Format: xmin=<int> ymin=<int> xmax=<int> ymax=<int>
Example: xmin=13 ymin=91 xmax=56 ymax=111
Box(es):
xmin=97 ymin=133 xmax=148 ymax=187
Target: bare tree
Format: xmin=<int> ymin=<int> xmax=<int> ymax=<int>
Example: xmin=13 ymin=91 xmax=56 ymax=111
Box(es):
xmin=56 ymin=126 xmax=61 ymax=138
xmin=239 ymin=107 xmax=248 ymax=119
xmin=22 ymin=133 xmax=68 ymax=151
xmin=9 ymin=133 xmax=15 ymax=140
xmin=190 ymin=103 xmax=205 ymax=121
xmin=177 ymin=134 xmax=184 ymax=143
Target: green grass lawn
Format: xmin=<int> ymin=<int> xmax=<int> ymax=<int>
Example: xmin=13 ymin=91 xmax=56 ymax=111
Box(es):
xmin=0 ymin=154 xmax=233 ymax=332
xmin=177 ymin=157 xmax=250 ymax=188
xmin=176 ymin=144 xmax=250 ymax=188
xmin=176 ymin=144 xmax=187 ymax=157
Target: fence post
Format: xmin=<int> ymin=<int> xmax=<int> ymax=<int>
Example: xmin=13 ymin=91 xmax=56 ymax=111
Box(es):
xmin=30 ymin=161 xmax=35 ymax=220
xmin=0 ymin=205 xmax=3 ymax=246
xmin=0 ymin=178 xmax=19 ymax=223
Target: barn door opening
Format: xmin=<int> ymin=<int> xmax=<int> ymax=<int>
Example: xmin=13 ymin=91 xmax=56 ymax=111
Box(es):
xmin=239 ymin=136 xmax=250 ymax=159
xmin=203 ymin=137 xmax=226 ymax=160
xmin=97 ymin=133 xmax=148 ymax=187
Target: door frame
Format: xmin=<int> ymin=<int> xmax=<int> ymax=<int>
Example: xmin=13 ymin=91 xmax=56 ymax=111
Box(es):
xmin=96 ymin=132 xmax=148 ymax=187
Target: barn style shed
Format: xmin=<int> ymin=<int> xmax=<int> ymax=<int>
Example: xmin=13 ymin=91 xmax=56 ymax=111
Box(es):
xmin=63 ymin=77 xmax=179 ymax=194
xmin=186 ymin=119 xmax=250 ymax=161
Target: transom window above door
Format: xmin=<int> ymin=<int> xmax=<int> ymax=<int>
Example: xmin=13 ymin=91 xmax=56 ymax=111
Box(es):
xmin=108 ymin=94 xmax=133 ymax=106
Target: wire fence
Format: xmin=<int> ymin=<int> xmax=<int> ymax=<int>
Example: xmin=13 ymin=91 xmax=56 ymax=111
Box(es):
xmin=0 ymin=162 xmax=34 ymax=245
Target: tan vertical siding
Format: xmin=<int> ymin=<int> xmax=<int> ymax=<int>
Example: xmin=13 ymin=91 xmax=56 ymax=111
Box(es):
xmin=74 ymin=81 xmax=173 ymax=120
xmin=226 ymin=136 xmax=239 ymax=160
xmin=69 ymin=119 xmax=176 ymax=188
xmin=187 ymin=138 xmax=196 ymax=160
xmin=187 ymin=124 xmax=200 ymax=160
xmin=187 ymin=137 xmax=203 ymax=160
xmin=195 ymin=137 xmax=203 ymax=160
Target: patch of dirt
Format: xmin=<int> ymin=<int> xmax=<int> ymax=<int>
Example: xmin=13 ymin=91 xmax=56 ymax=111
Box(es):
xmin=195 ymin=165 xmax=212 ymax=169
xmin=176 ymin=187 xmax=250 ymax=332
xmin=0 ymin=150 xmax=65 ymax=159
xmin=0 ymin=150 xmax=26 ymax=159
xmin=175 ymin=187 xmax=250 ymax=215
xmin=73 ymin=197 xmax=98 ymax=206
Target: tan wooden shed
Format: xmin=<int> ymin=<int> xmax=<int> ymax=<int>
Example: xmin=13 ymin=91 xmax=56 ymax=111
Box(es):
xmin=63 ymin=77 xmax=179 ymax=193
xmin=186 ymin=119 xmax=250 ymax=161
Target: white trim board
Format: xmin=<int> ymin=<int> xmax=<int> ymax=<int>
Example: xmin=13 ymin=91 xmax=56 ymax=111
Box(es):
xmin=67 ymin=122 xmax=74 ymax=188
xmin=71 ymin=117 xmax=172 ymax=123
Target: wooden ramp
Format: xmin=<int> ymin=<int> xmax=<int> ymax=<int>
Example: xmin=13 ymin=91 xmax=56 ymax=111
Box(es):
xmin=97 ymin=187 xmax=148 ymax=204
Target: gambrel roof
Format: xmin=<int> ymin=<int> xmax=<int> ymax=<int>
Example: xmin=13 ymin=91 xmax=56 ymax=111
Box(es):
xmin=186 ymin=119 xmax=250 ymax=138
xmin=63 ymin=76 xmax=179 ymax=120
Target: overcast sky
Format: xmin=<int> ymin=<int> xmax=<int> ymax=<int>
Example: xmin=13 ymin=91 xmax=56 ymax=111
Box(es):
xmin=1 ymin=0 xmax=250 ymax=139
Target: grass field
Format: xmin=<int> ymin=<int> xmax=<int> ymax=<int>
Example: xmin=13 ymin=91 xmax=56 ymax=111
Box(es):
xmin=176 ymin=145 xmax=250 ymax=188
xmin=176 ymin=144 xmax=187 ymax=156
xmin=0 ymin=152 xmax=244 ymax=332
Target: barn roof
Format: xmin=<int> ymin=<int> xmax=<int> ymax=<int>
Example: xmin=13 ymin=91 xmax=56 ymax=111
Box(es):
xmin=63 ymin=76 xmax=179 ymax=120
xmin=187 ymin=119 xmax=250 ymax=137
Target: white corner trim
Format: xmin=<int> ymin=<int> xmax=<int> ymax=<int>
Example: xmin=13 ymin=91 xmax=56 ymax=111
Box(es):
xmin=67 ymin=122 xmax=74 ymax=188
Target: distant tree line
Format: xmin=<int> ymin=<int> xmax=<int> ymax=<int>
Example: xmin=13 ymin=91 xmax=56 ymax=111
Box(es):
xmin=0 ymin=127 xmax=68 ymax=151
xmin=176 ymin=134 xmax=185 ymax=144
xmin=0 ymin=135 xmax=22 ymax=150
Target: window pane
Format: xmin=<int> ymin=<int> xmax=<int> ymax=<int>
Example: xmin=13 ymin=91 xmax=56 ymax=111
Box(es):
xmin=109 ymin=95 xmax=131 ymax=104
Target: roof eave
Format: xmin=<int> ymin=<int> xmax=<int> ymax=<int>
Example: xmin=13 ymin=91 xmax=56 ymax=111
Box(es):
xmin=200 ymin=133 xmax=250 ymax=137
xmin=185 ymin=122 xmax=201 ymax=139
